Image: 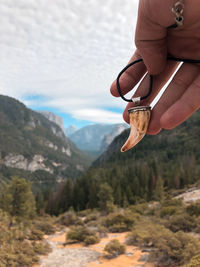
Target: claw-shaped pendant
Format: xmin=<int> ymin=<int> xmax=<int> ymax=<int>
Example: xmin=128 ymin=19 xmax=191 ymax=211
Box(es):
xmin=121 ymin=106 xmax=151 ymax=152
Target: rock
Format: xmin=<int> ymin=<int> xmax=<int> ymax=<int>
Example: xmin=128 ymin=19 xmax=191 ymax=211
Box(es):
xmin=3 ymin=153 xmax=53 ymax=173
xmin=62 ymin=147 xmax=71 ymax=156
xmin=138 ymin=254 xmax=149 ymax=262
xmin=40 ymin=111 xmax=65 ymax=133
xmin=40 ymin=247 xmax=102 ymax=267
xmin=125 ymin=252 xmax=134 ymax=256
xmin=141 ymin=248 xmax=152 ymax=253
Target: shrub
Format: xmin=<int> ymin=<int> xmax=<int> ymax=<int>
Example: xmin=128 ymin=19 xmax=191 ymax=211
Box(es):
xmin=58 ymin=211 xmax=83 ymax=226
xmin=102 ymin=212 xmax=135 ymax=232
xmin=165 ymin=214 xmax=198 ymax=232
xmin=34 ymin=221 xmax=55 ymax=235
xmin=129 ymin=203 xmax=150 ymax=215
xmin=84 ymin=213 xmax=98 ymax=224
xmin=0 ymin=241 xmax=39 ymax=266
xmin=98 ymin=226 xmax=108 ymax=238
xmin=186 ymin=254 xmax=200 ymax=267
xmin=77 ymin=209 xmax=93 ymax=217
xmin=33 ymin=241 xmax=51 ymax=255
xmin=127 ymin=221 xmax=200 ymax=265
xmin=104 ymin=239 xmax=126 ymax=258
xmin=84 ymin=235 xmax=100 ymax=245
xmin=161 ymin=198 xmax=183 ymax=207
xmin=160 ymin=206 xmax=179 ymax=218
xmin=159 ymin=198 xmax=184 ymax=218
xmin=186 ymin=201 xmax=200 ymax=216
xmin=28 ymin=227 xmax=44 ymax=240
xmin=66 ymin=226 xmax=94 ymax=243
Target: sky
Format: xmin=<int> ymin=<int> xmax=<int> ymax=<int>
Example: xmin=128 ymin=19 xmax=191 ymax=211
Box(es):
xmin=0 ymin=0 xmax=139 ymax=128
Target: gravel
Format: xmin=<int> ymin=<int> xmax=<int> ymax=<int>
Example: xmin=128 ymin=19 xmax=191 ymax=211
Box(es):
xmin=40 ymin=240 xmax=102 ymax=267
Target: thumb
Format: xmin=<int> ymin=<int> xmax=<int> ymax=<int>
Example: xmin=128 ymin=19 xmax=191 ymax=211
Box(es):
xmin=135 ymin=0 xmax=170 ymax=75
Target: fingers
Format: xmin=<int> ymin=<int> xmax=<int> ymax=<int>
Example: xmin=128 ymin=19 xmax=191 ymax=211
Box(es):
xmin=160 ymin=70 xmax=200 ymax=130
xmin=123 ymin=60 xmax=178 ymax=124
xmin=148 ymin=63 xmax=200 ymax=134
xmin=110 ymin=50 xmax=146 ymax=97
xmin=135 ymin=0 xmax=168 ymax=75
xmin=135 ymin=0 xmax=179 ymax=75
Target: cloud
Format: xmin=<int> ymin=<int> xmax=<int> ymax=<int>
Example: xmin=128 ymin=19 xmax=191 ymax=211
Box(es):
xmin=0 ymin=0 xmax=139 ymax=124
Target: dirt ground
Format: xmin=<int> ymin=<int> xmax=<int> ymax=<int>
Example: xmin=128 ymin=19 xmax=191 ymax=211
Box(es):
xmin=33 ymin=229 xmax=154 ymax=267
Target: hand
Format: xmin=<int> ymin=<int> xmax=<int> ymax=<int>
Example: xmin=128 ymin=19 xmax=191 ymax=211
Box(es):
xmin=110 ymin=0 xmax=200 ymax=135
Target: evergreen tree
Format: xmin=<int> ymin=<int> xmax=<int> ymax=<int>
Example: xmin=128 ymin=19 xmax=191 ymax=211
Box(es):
xmin=35 ymin=190 xmax=44 ymax=214
xmin=98 ymin=183 xmax=113 ymax=212
xmin=0 ymin=177 xmax=36 ymax=220
xmin=114 ymin=184 xmax=122 ymax=206
xmin=88 ymin=179 xmax=99 ymax=209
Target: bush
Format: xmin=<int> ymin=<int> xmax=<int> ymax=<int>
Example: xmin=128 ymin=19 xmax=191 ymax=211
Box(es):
xmin=186 ymin=254 xmax=200 ymax=267
xmin=102 ymin=212 xmax=135 ymax=232
xmin=58 ymin=211 xmax=83 ymax=226
xmin=129 ymin=203 xmax=150 ymax=215
xmin=77 ymin=209 xmax=93 ymax=217
xmin=84 ymin=235 xmax=100 ymax=245
xmin=161 ymin=198 xmax=183 ymax=207
xmin=186 ymin=201 xmax=200 ymax=216
xmin=159 ymin=198 xmax=184 ymax=218
xmin=33 ymin=241 xmax=51 ymax=255
xmin=127 ymin=221 xmax=200 ymax=265
xmin=84 ymin=213 xmax=98 ymax=224
xmin=28 ymin=227 xmax=44 ymax=240
xmin=104 ymin=239 xmax=126 ymax=258
xmin=34 ymin=221 xmax=55 ymax=235
xmin=160 ymin=206 xmax=179 ymax=218
xmin=66 ymin=226 xmax=95 ymax=243
xmin=98 ymin=226 xmax=108 ymax=238
xmin=165 ymin=214 xmax=198 ymax=232
xmin=0 ymin=241 xmax=39 ymax=266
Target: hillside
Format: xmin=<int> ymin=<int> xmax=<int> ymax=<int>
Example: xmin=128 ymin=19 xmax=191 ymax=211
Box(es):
xmin=0 ymin=95 xmax=91 ymax=190
xmin=51 ymin=110 xmax=200 ymax=212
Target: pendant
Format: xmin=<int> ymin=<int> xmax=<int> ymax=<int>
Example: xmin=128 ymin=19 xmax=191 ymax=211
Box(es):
xmin=121 ymin=106 xmax=151 ymax=152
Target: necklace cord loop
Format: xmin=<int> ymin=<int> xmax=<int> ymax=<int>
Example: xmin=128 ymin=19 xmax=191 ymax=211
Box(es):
xmin=116 ymin=57 xmax=200 ymax=104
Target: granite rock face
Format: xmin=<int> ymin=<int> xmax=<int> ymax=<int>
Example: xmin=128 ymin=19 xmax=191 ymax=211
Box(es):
xmin=40 ymin=111 xmax=65 ymax=133
xmin=4 ymin=154 xmax=53 ymax=173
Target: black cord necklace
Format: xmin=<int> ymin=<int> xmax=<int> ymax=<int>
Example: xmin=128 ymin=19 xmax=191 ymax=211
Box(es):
xmin=117 ymin=1 xmax=200 ymax=152
xmin=117 ymin=56 xmax=200 ymax=153
xmin=116 ymin=56 xmax=200 ymax=103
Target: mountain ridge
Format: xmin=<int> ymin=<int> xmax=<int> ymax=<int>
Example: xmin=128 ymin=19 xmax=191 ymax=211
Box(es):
xmin=0 ymin=95 xmax=91 ymax=190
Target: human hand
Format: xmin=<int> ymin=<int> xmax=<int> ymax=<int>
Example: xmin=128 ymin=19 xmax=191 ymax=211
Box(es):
xmin=110 ymin=0 xmax=200 ymax=135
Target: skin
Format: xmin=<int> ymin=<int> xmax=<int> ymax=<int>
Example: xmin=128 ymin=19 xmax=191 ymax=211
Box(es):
xmin=110 ymin=0 xmax=200 ymax=135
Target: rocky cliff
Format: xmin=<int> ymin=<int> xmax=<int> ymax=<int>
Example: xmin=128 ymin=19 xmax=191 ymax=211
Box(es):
xmin=0 ymin=95 xmax=91 ymax=190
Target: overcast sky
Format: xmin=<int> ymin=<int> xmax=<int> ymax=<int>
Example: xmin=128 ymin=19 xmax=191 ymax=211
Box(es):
xmin=0 ymin=0 xmax=139 ymax=128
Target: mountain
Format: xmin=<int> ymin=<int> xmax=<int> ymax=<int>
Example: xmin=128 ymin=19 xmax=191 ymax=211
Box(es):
xmin=39 ymin=111 xmax=65 ymax=133
xmin=60 ymin=110 xmax=200 ymax=210
xmin=99 ymin=123 xmax=129 ymax=152
xmin=68 ymin=123 xmax=128 ymax=155
xmin=0 ymin=95 xmax=91 ymax=191
xmin=65 ymin=125 xmax=78 ymax=136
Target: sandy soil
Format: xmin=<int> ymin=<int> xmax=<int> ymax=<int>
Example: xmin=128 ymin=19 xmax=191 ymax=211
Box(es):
xmin=33 ymin=229 xmax=154 ymax=267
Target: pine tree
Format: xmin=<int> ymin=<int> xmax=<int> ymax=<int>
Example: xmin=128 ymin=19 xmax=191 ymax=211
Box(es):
xmin=98 ymin=183 xmax=114 ymax=212
xmin=0 ymin=177 xmax=36 ymax=221
xmin=114 ymin=184 xmax=122 ymax=206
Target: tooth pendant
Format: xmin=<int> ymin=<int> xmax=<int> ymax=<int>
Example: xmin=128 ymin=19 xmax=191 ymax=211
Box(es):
xmin=121 ymin=106 xmax=151 ymax=152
